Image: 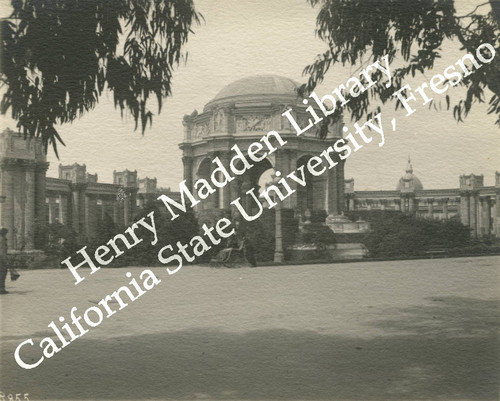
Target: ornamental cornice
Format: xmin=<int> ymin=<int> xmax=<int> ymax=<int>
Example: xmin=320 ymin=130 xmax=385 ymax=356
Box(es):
xmin=70 ymin=183 xmax=88 ymax=191
xmin=1 ymin=157 xmax=38 ymax=169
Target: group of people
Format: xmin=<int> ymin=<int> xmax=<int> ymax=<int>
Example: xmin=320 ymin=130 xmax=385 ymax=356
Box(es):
xmin=216 ymin=232 xmax=256 ymax=267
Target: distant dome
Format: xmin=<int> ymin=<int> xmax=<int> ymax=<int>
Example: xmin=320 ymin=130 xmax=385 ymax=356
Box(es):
xmin=396 ymin=157 xmax=423 ymax=190
xmin=205 ymin=75 xmax=301 ymax=110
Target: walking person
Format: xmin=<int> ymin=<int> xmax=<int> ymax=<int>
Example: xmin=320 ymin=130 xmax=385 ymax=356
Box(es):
xmin=0 ymin=228 xmax=9 ymax=294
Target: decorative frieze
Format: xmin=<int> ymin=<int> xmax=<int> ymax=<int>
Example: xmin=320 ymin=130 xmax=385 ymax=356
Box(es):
xmin=235 ymin=114 xmax=272 ymax=133
xmin=192 ymin=121 xmax=211 ymax=138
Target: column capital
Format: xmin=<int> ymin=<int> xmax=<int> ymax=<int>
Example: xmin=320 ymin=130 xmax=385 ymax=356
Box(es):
xmin=1 ymin=158 xmax=25 ymax=170
xmin=36 ymin=161 xmax=50 ymax=172
xmin=21 ymin=159 xmax=37 ymax=170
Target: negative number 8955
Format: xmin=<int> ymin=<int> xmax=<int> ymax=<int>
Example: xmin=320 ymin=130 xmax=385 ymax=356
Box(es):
xmin=0 ymin=393 xmax=29 ymax=401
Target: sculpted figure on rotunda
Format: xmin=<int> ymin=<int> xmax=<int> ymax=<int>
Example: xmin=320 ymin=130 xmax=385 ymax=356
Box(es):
xmin=214 ymin=109 xmax=226 ymax=132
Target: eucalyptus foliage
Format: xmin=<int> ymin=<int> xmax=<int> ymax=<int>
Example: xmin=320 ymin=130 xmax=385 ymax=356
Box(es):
xmin=1 ymin=0 xmax=201 ymax=155
xmin=301 ymin=0 xmax=500 ymax=135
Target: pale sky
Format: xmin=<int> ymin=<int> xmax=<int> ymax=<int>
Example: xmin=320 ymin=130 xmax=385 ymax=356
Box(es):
xmin=1 ymin=0 xmax=499 ymax=191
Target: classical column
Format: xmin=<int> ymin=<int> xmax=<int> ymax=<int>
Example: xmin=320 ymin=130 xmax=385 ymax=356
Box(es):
xmin=34 ymin=162 xmax=48 ymax=248
xmin=442 ymin=198 xmax=449 ymax=220
xmin=427 ymin=198 xmax=434 ymax=219
xmin=337 ymin=160 xmax=345 ymax=214
xmin=58 ymin=194 xmax=68 ymax=225
xmin=71 ymin=186 xmax=81 ymax=233
xmin=485 ymin=196 xmax=492 ymax=236
xmin=480 ymin=197 xmax=491 ymax=236
xmin=100 ymin=199 xmax=107 ymax=221
xmin=275 ymin=150 xmax=290 ymax=209
xmin=460 ymin=193 xmax=470 ymax=226
xmin=326 ymin=167 xmax=338 ymax=215
xmin=123 ymin=193 xmax=130 ymax=226
xmin=47 ymin=197 xmax=55 ymax=224
xmin=478 ymin=196 xmax=484 ymax=235
xmin=349 ymin=196 xmax=355 ymax=211
xmin=284 ymin=150 xmax=298 ymax=211
xmin=469 ymin=192 xmax=478 ymax=237
xmin=205 ymin=153 xmax=218 ymax=210
xmin=495 ymin=191 xmax=500 ymax=236
xmin=182 ymin=156 xmax=194 ymax=193
xmin=400 ymin=196 xmax=407 ymax=213
xmin=240 ymin=176 xmax=253 ymax=211
xmin=138 ymin=195 xmax=145 ymax=209
xmin=113 ymin=201 xmax=119 ymax=225
xmin=273 ymin=174 xmax=284 ymax=263
xmin=71 ymin=184 xmax=86 ymax=234
xmin=1 ymin=162 xmax=15 ymax=248
xmin=409 ymin=196 xmax=416 ymax=213
xmin=230 ymin=178 xmax=241 ymax=218
xmin=129 ymin=189 xmax=137 ymax=221
xmin=220 ymin=152 xmax=231 ymax=210
xmin=85 ymin=194 xmax=97 ymax=239
xmin=13 ymin=166 xmax=25 ymax=249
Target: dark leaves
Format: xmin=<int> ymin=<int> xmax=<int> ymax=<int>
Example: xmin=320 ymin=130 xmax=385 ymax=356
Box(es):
xmin=1 ymin=0 xmax=202 ymax=155
xmin=304 ymin=0 xmax=500 ymax=137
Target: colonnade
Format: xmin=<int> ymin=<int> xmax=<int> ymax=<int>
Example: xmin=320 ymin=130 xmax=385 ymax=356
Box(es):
xmin=45 ymin=182 xmax=138 ymax=241
xmin=182 ymin=149 xmax=345 ymax=222
xmin=344 ymin=173 xmax=500 ymax=238
xmin=460 ymin=192 xmax=497 ymax=237
xmin=0 ymin=158 xmax=48 ymax=250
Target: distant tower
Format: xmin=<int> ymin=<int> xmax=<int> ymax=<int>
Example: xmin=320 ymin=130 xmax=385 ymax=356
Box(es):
xmin=396 ymin=157 xmax=423 ymax=213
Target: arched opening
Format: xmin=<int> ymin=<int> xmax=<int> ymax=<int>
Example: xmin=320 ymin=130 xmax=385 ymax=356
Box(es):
xmin=232 ymin=157 xmax=274 ymax=214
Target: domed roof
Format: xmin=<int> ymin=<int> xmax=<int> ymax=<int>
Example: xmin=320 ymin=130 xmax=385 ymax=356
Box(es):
xmin=205 ymin=75 xmax=301 ymax=109
xmin=396 ymin=157 xmax=423 ymax=190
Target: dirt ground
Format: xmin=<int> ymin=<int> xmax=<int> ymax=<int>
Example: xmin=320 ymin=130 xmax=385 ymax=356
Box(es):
xmin=1 ymin=256 xmax=499 ymax=401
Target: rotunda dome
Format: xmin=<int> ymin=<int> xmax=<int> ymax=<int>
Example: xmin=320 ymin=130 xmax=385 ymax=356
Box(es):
xmin=204 ymin=75 xmax=301 ymax=110
xmin=396 ymin=157 xmax=423 ymax=190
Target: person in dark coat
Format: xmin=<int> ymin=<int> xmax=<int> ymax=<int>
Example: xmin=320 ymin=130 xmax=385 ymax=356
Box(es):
xmin=0 ymin=228 xmax=9 ymax=294
xmin=240 ymin=233 xmax=257 ymax=267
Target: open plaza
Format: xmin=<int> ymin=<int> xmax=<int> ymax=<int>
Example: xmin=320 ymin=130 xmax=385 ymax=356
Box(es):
xmin=1 ymin=256 xmax=499 ymax=400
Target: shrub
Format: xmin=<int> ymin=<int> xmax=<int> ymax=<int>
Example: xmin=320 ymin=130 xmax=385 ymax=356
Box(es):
xmin=360 ymin=212 xmax=471 ymax=258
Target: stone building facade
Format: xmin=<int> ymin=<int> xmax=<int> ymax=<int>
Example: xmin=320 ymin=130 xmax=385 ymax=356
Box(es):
xmin=345 ymin=158 xmax=500 ymax=237
xmin=0 ymin=129 xmax=48 ymax=250
xmin=179 ymin=75 xmax=345 ymax=225
xmin=0 ymin=130 xmax=179 ymax=250
xmin=1 ymin=75 xmax=499 ymax=251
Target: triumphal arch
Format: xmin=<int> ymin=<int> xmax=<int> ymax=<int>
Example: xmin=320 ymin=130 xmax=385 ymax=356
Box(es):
xmin=179 ymin=75 xmax=344 ymax=224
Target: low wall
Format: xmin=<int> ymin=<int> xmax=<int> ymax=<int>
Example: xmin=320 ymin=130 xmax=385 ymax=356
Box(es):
xmin=328 ymin=243 xmax=369 ymax=260
xmin=287 ymin=243 xmax=368 ymax=262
